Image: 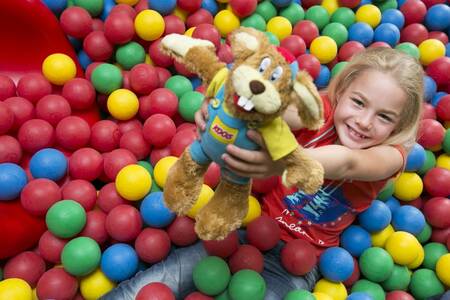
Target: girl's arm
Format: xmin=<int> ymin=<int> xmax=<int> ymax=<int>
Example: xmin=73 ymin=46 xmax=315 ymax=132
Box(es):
xmin=282 ymin=104 xmax=303 ymax=131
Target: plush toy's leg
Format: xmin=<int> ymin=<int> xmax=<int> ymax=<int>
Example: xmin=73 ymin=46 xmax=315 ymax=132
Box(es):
xmin=163 ymin=149 xmax=208 ymax=215
xmin=195 ymin=179 xmax=250 ymax=240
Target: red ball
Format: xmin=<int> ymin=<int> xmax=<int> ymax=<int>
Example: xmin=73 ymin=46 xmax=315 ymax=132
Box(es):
xmin=293 ymin=20 xmax=319 ymax=47
xmin=149 ymin=39 xmax=173 ymax=68
xmin=228 ymin=244 xmax=264 ymax=274
xmin=150 ymin=146 xmax=172 ymax=166
xmin=173 ymin=60 xmax=196 ymax=78
xmin=135 ymin=228 xmax=171 ymax=263
xmin=192 ymin=24 xmax=221 ymax=50
xmin=436 ymin=95 xmax=450 ymax=122
xmin=104 ymin=13 xmax=134 ymax=45
xmin=59 ymin=6 xmax=93 ymax=39
xmin=91 ymin=18 xmax=104 ymax=31
xmin=3 ymin=97 xmax=35 ymax=132
xmin=143 ymin=114 xmax=176 ymax=148
xmin=85 ymin=62 xmax=102 ymax=81
xmin=62 ymin=78 xmax=96 ymax=110
xmin=426 ymin=57 xmax=450 ymax=87
xmin=246 ymin=215 xmax=281 ymax=251
xmin=110 ymin=3 xmax=137 ymax=19
xmin=56 ymin=116 xmax=91 ymax=151
xmin=185 ymin=292 xmax=213 ymax=300
xmin=421 ymin=0 xmax=446 ymax=7
xmin=428 ymin=31 xmax=449 ymax=45
xmin=339 ymin=0 xmax=361 ymax=8
xmin=338 ymin=41 xmax=365 ymax=61
xmin=343 ymin=257 xmax=360 ymax=287
xmin=90 ymin=120 xmax=121 ymax=152
xmin=103 ymin=148 xmax=137 ymax=181
xmin=4 ymin=251 xmax=46 ymax=287
xmin=417 ymin=119 xmax=445 ymax=149
xmin=281 ymin=35 xmax=306 ymax=58
xmin=423 ymin=197 xmax=450 ymax=228
xmin=36 ymin=268 xmax=78 ymax=300
xmin=230 ymin=0 xmax=257 ymax=18
xmin=400 ymin=23 xmax=428 ymax=45
xmin=117 ymin=118 xmax=143 ymax=134
xmin=369 ymin=41 xmax=391 ymax=48
xmin=155 ymin=66 xmax=172 ymax=87
xmin=170 ymin=129 xmax=197 ymax=157
xmin=141 ymin=88 xmax=178 ymax=119
xmin=400 ymin=0 xmax=427 ymax=25
xmin=0 ymin=135 xmax=22 ymax=164
xmin=97 ymin=182 xmax=127 ymax=213
xmin=177 ymin=0 xmax=202 ymax=13
xmin=69 ymin=147 xmax=104 ymax=181
xmin=36 ymin=94 xmax=72 ymax=126
xmin=386 ymin=291 xmax=415 ymax=300
xmin=130 ymin=64 xmax=159 ymax=95
xmin=61 ymin=179 xmax=97 ymax=211
xmin=280 ymin=239 xmax=317 ymax=276
xmin=163 ymin=15 xmax=186 ymax=35
xmin=120 ymin=130 xmax=151 ymax=160
xmin=16 ymin=73 xmax=52 ymax=104
xmin=217 ymin=43 xmax=234 ymax=64
xmin=186 ymin=9 xmax=214 ymax=28
xmin=423 ymin=167 xmax=450 ymax=197
xmin=204 ymin=162 xmax=221 ymax=189
xmin=83 ymin=31 xmax=114 ymax=61
xmin=17 ymin=119 xmax=55 ymax=154
xmin=20 ymin=179 xmax=61 ymax=216
xmin=0 ymin=75 xmax=16 ymax=101
xmin=136 ymin=282 xmax=175 ymax=300
xmin=296 ymin=54 xmax=321 ymax=80
xmin=0 ymin=101 xmax=14 ymax=135
xmin=79 ymin=210 xmax=108 ymax=245
xmin=106 ymin=204 xmax=142 ymax=242
xmin=38 ymin=230 xmax=68 ymax=263
xmin=400 ymin=196 xmax=423 ymax=210
xmin=202 ymin=230 xmax=240 ymax=258
xmin=166 ymin=216 xmax=198 ymax=246
xmin=422 ymin=102 xmax=437 ymax=120
xmin=252 ymin=176 xmax=278 ymax=194
xmin=431 ymin=226 xmax=450 ymax=244
xmin=301 ymin=0 xmax=322 ymax=8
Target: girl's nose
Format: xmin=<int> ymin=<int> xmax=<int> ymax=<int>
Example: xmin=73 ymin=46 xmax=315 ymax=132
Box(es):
xmin=356 ymin=114 xmax=373 ymax=130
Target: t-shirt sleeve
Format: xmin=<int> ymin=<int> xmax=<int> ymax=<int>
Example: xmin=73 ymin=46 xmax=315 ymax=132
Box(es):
xmin=258 ymin=117 xmax=299 ymax=161
xmin=205 ymin=68 xmax=229 ymax=98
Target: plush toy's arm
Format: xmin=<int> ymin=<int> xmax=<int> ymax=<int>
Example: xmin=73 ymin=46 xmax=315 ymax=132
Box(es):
xmin=160 ymin=34 xmax=226 ymax=86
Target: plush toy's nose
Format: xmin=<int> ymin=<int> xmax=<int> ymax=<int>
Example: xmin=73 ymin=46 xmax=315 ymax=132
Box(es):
xmin=249 ymin=80 xmax=266 ymax=95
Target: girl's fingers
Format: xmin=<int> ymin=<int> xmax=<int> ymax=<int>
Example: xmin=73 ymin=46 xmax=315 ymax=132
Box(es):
xmin=222 ymin=153 xmax=267 ymax=175
xmin=226 ymin=144 xmax=267 ymax=164
xmin=194 ymin=111 xmax=206 ymax=131
xmin=247 ymin=130 xmax=266 ymax=149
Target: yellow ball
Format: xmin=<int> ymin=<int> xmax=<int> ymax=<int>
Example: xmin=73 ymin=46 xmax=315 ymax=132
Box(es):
xmin=187 ymin=184 xmax=215 ymax=218
xmin=185 ymin=27 xmax=196 ymax=37
xmin=418 ymin=39 xmax=446 ymax=66
xmin=174 ymin=7 xmax=189 ymax=22
xmin=217 ymin=0 xmax=229 ymax=2
xmin=313 ymin=292 xmax=334 ymax=300
xmin=154 ymin=156 xmax=178 ymax=188
xmin=385 ymin=231 xmax=420 ymax=265
xmin=80 ymin=269 xmax=116 ymax=300
xmin=241 ymin=195 xmax=262 ymax=227
xmin=310 ymin=36 xmax=338 ymax=64
xmin=115 ymin=0 xmax=139 ymax=5
xmin=313 ymin=279 xmax=348 ymax=300
xmin=32 ymin=289 xmax=38 ymax=300
xmin=267 ymin=16 xmax=293 ymax=41
xmin=436 ymin=153 xmax=450 ymax=171
xmin=0 ymin=278 xmax=32 ymax=300
xmin=42 ymin=53 xmax=76 ymax=85
xmin=371 ymin=224 xmax=395 ymax=248
xmin=355 ymin=4 xmax=381 ymax=28
xmin=145 ymin=54 xmax=153 ymax=65
xmin=214 ymin=10 xmax=240 ymax=38
xmin=107 ymin=89 xmax=139 ymax=121
xmin=407 ymin=242 xmax=424 ymax=269
xmin=322 ymin=0 xmax=339 ymax=15
xmin=393 ymin=172 xmax=423 ymax=201
xmin=436 ymin=253 xmax=450 ymax=286
xmin=115 ymin=164 xmax=152 ymax=201
xmin=134 ymin=10 xmax=165 ymax=41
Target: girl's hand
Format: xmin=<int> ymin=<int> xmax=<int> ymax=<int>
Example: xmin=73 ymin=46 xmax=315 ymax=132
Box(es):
xmin=194 ymin=100 xmax=209 ymax=132
xmin=222 ymin=130 xmax=285 ymax=179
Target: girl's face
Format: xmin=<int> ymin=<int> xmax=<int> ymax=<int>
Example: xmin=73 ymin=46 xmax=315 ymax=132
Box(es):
xmin=333 ymin=70 xmax=407 ymax=149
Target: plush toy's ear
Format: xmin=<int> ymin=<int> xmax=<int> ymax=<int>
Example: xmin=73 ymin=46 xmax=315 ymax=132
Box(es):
xmin=229 ymin=27 xmax=268 ymax=60
xmin=291 ymin=71 xmax=324 ymax=130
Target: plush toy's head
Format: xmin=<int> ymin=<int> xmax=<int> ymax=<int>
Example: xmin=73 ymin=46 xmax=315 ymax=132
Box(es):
xmin=224 ymin=27 xmax=323 ymax=130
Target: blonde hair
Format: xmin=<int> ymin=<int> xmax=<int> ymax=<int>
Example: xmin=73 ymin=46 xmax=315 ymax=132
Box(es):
xmin=327 ymin=47 xmax=424 ymax=151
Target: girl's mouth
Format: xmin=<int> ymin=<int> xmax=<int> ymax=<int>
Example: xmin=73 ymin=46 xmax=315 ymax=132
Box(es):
xmin=347 ymin=125 xmax=368 ymax=139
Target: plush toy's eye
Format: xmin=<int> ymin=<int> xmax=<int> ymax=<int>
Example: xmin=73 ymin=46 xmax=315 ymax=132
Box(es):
xmin=270 ymin=66 xmax=283 ymax=81
xmin=258 ymin=57 xmax=271 ymax=73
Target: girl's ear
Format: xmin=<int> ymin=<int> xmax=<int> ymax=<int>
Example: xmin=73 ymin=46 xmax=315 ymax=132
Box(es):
xmin=229 ymin=27 xmax=267 ymax=60
xmin=291 ymin=71 xmax=324 ymax=130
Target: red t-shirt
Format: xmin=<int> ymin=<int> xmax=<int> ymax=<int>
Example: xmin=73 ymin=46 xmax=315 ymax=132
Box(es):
xmin=262 ymin=95 xmax=405 ymax=256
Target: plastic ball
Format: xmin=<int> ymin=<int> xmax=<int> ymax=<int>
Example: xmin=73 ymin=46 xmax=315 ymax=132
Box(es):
xmin=60 ymin=6 xmax=93 ymax=39
xmin=56 ymin=116 xmax=91 ymax=151
xmin=423 ymin=197 xmax=450 ymax=228
xmin=101 ymin=243 xmax=138 ymax=282
xmin=115 ymin=42 xmax=146 ymax=70
xmin=134 ymin=9 xmax=164 ymax=41
xmin=370 ymin=224 xmax=394 ymax=248
xmin=359 ymin=247 xmax=394 ymax=282
xmin=0 ymin=278 xmax=32 ymax=300
xmin=0 ymin=163 xmax=28 ymax=201
xmin=35 ymin=94 xmax=70 ymax=127
xmin=305 ymin=5 xmax=330 ymax=31
xmin=213 ymin=9 xmax=240 ymax=38
xmin=400 ymin=0 xmax=427 ymax=25
xmin=246 ymin=215 xmax=280 ymax=251
xmin=136 ymin=282 xmax=175 ymax=300
xmin=292 ymin=20 xmax=318 ymax=47
xmin=115 ymin=164 xmax=151 ymax=201
xmin=4 ymin=251 xmax=45 ymax=287
xmin=392 ymin=205 xmax=426 ymax=235
xmin=42 ymin=53 xmax=76 ymax=85
xmin=340 ymin=225 xmax=372 ymax=257
xmin=310 ymin=36 xmax=337 ymax=64
xmin=185 ymin=10 xmax=211 ymax=29
xmin=228 ymin=269 xmax=266 ymax=300
xmin=17 ymin=119 xmax=55 ymax=154
xmin=192 ymin=23 xmax=221 ymax=50
xmin=418 ymin=118 xmax=445 ymax=149
xmin=385 ymin=291 xmax=414 ymax=300
xmin=427 ymin=57 xmax=450 ymax=88
xmin=314 ymin=65 xmax=331 ymax=88
xmin=179 ymin=91 xmax=204 ymax=122
xmin=338 ymin=41 xmax=365 ymax=62
xmin=393 ymin=172 xmax=423 ymax=201
xmin=84 ymin=31 xmax=114 ymax=61
xmin=284 ymin=290 xmax=316 ymax=300
xmin=435 ymin=253 xmax=450 ymax=286
xmin=16 ymin=74 xmax=51 ymax=104
xmin=186 ymin=184 xmax=214 ymax=218
xmin=29 ymin=148 xmax=67 ymax=181
xmin=419 ymin=39 xmax=446 ymax=66
xmin=313 ymin=279 xmax=347 ymax=300
xmin=91 ymin=63 xmax=123 ymax=94
xmin=143 ymin=114 xmax=176 ymax=148
xmin=416 ymin=221 xmax=432 ymax=244
xmin=395 ymin=42 xmax=420 ymax=59
xmin=267 ymin=16 xmax=292 ymax=41
xmin=61 ymin=179 xmax=96 ymax=211
xmin=348 ymin=22 xmax=374 ymax=46
xmin=106 ymin=89 xmax=139 ymax=121
xmin=20 ymin=178 xmax=61 ymax=216
xmin=80 ymin=210 xmax=108 ymax=244
xmin=164 ymin=75 xmax=193 ymax=99
xmin=61 ymin=236 xmax=101 ymax=276
xmin=409 ymin=269 xmax=445 ymax=299
xmin=152 ymin=155 xmax=177 ymax=188
xmin=0 ymin=75 xmax=15 ymax=101
xmin=331 ymin=7 xmax=356 ymax=28
xmin=69 ymin=147 xmax=103 ymax=181
xmin=381 ymin=264 xmax=411 ymax=291
xmin=36 ymin=268 xmax=78 ymax=300
xmin=203 ymin=230 xmax=240 ymax=258
xmin=38 ymin=230 xmax=68 ymax=264
xmin=356 ymin=4 xmax=381 ymax=28
xmin=104 ymin=13 xmax=134 ymax=45
xmin=381 ymin=8 xmax=405 ymax=29
xmin=129 ymin=64 xmax=159 ymax=95
xmin=346 ymin=292 xmax=373 ymax=300
xmin=297 ymin=54 xmax=321 ymax=79
xmin=170 ymin=128 xmax=197 ymax=157
xmin=423 ymin=242 xmax=448 ymax=270
xmin=373 ymin=23 xmax=400 ymax=47
xmin=350 ymin=280 xmax=384 ymax=300
xmin=405 ymin=143 xmax=426 ymax=171
xmin=167 ymin=216 xmax=198 ymax=246
xmin=322 ymin=22 xmax=348 ymax=47
xmin=140 ymin=191 xmax=176 ymax=227
xmin=358 ymin=200 xmax=392 ymax=232
xmin=241 ymin=13 xmax=267 ymax=31
xmin=90 ymin=120 xmax=121 ymax=153
xmin=134 ymin=227 xmax=171 ymax=263
xmin=319 ymin=247 xmax=353 ymax=282
xmin=241 ymin=195 xmax=262 ymax=226
xmin=149 ymin=39 xmax=174 ymax=68
xmin=80 ymin=269 xmax=116 ymax=300
xmin=0 ymin=135 xmax=22 ymax=164
xmin=119 ymin=130 xmax=150 ymax=160
xmin=424 ymin=167 xmax=450 ymax=197
xmin=400 ymin=23 xmax=428 ymax=46
xmin=2 ymin=97 xmax=32 ymax=133
xmin=313 ymin=292 xmax=333 ymax=300
xmin=105 ymin=204 xmax=142 ymax=242
xmin=193 ymin=256 xmax=231 ymax=296
xmin=385 ymin=231 xmax=421 ymax=265
xmin=424 ymin=4 xmax=450 ymax=31
xmin=228 ymin=244 xmax=264 ymax=274
xmin=281 ymin=238 xmax=317 ymax=276
xmin=46 ymin=200 xmax=86 ymax=239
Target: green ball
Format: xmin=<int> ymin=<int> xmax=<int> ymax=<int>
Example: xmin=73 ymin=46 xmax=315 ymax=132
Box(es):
xmin=376 ymin=0 xmax=398 ymax=12
xmin=417 ymin=150 xmax=436 ymax=175
xmin=0 ymin=268 xmax=3 ymax=280
xmin=381 ymin=264 xmax=411 ymax=291
xmin=216 ymin=290 xmax=231 ymax=300
xmin=283 ymin=289 xmax=316 ymax=300
xmin=164 ymin=75 xmax=193 ymax=99
xmin=255 ymin=0 xmax=277 ymax=22
xmin=322 ymin=22 xmax=348 ymax=47
xmin=305 ymin=5 xmax=330 ymax=30
xmin=193 ymin=256 xmax=230 ymax=296
xmin=46 ymin=200 xmax=86 ymax=238
xmin=73 ymin=0 xmax=103 ymax=16
xmin=280 ymin=3 xmax=305 ymax=26
xmin=443 ymin=129 xmax=450 ymax=154
xmin=137 ymin=160 xmax=154 ymax=177
xmin=241 ymin=14 xmax=267 ymax=31
xmin=395 ymin=42 xmax=420 ymax=59
xmin=351 ymin=279 xmax=385 ymax=300
xmin=423 ymin=242 xmax=448 ymax=270
xmin=264 ymin=31 xmax=280 ymax=45
xmin=91 ymin=63 xmax=123 ymax=94
xmin=331 ymin=7 xmax=356 ymax=28
xmin=179 ymin=91 xmax=204 ymax=122
xmin=359 ymin=247 xmax=394 ymax=282
xmin=228 ymin=269 xmax=266 ymax=300
xmin=378 ymin=180 xmax=395 ymax=201
xmin=61 ymin=237 xmax=101 ymax=276
xmin=416 ymin=222 xmax=432 ymax=244
xmin=331 ymin=61 xmax=348 ymax=78
xmin=115 ymin=42 xmax=146 ymax=70
xmin=409 ymin=269 xmax=445 ymax=299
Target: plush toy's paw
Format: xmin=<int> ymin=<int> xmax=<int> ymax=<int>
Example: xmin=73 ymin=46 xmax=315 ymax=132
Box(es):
xmin=160 ymin=33 xmax=215 ymax=58
xmin=282 ymin=160 xmax=324 ymax=194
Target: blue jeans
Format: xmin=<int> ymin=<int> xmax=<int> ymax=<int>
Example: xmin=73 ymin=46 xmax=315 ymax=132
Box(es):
xmin=100 ymin=232 xmax=320 ymax=299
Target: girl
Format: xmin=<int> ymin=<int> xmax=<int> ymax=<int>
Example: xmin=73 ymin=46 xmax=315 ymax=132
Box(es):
xmin=101 ymin=47 xmax=424 ymax=299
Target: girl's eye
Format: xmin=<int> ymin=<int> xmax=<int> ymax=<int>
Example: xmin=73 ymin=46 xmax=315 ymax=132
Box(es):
xmin=270 ymin=66 xmax=283 ymax=81
xmin=259 ymin=57 xmax=271 ymax=73
xmin=379 ymin=114 xmax=393 ymax=123
xmin=351 ymin=98 xmax=364 ymax=106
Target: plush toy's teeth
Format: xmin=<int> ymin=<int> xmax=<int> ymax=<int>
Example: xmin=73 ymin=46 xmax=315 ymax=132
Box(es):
xmin=237 ymin=96 xmax=248 ymax=107
xmin=243 ymin=100 xmax=255 ymax=111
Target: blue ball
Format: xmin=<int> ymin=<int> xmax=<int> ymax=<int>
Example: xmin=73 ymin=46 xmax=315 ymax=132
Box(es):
xmin=392 ymin=205 xmax=426 ymax=235
xmin=68 ymin=36 xmax=82 ymax=52
xmin=424 ymin=4 xmax=450 ymax=31
xmin=101 ymin=243 xmax=139 ymax=282
xmin=42 ymin=0 xmax=67 ymax=15
xmin=381 ymin=9 xmax=404 ymax=30
xmin=0 ymin=163 xmax=28 ymax=201
xmin=190 ymin=76 xmax=202 ymax=90
xmin=384 ymin=196 xmax=401 ymax=215
xmin=78 ymin=50 xmax=92 ymax=70
xmin=314 ymin=65 xmax=331 ymax=89
xmin=347 ymin=292 xmax=374 ymax=300
xmin=348 ymin=22 xmax=374 ymax=47
xmin=432 ymin=91 xmax=448 ymax=107
xmin=397 ymin=0 xmax=407 ymax=7
xmin=201 ymin=0 xmax=219 ymax=16
xmin=319 ymin=247 xmax=354 ymax=282
xmin=271 ymin=0 xmax=293 ymax=8
xmin=405 ymin=143 xmax=426 ymax=172
xmin=29 ymin=148 xmax=67 ymax=181
xmin=373 ymin=23 xmax=400 ymax=47
xmin=148 ymin=0 xmax=176 ymax=15
xmin=358 ymin=200 xmax=392 ymax=232
xmin=424 ymin=75 xmax=437 ymax=102
xmin=100 ymin=0 xmax=116 ymax=20
xmin=446 ymin=43 xmax=450 ymax=57
xmin=340 ymin=225 xmax=372 ymax=257
xmin=140 ymin=192 xmax=176 ymax=228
